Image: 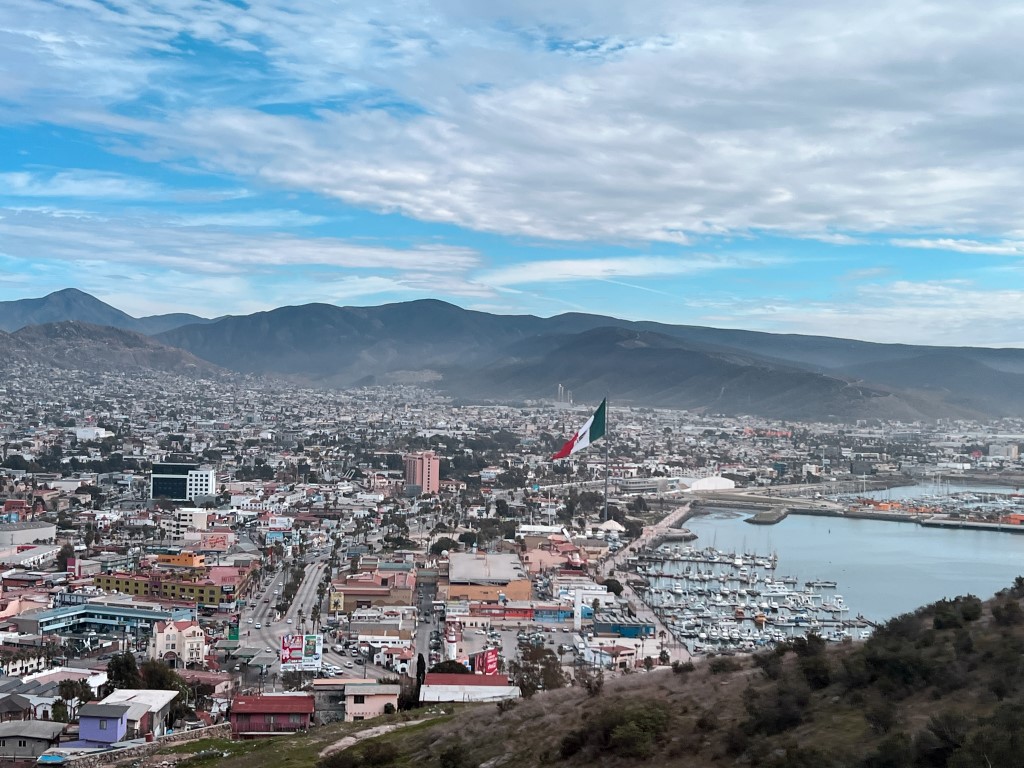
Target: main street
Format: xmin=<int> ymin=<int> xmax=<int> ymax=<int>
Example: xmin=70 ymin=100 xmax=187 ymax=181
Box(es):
xmin=235 ymin=546 xmax=393 ymax=687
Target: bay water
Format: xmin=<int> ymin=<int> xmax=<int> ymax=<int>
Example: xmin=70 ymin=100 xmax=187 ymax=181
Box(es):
xmin=685 ymin=508 xmax=1024 ymax=622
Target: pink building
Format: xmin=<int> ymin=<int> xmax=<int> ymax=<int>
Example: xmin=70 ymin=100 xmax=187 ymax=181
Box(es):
xmin=403 ymin=451 xmax=440 ymax=495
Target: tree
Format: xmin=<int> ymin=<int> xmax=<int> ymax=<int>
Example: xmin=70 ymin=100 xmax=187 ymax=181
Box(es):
xmin=429 ymin=660 xmax=472 ymax=674
xmin=602 ymin=578 xmax=624 ymax=597
xmin=643 ymin=656 xmax=655 ymax=671
xmin=58 ymin=679 xmax=92 ymax=720
xmin=51 ymin=700 xmax=69 ymax=723
xmin=430 ymin=537 xmax=459 ymax=556
xmin=55 ymin=543 xmax=75 ymax=572
xmin=106 ymin=652 xmax=142 ymax=690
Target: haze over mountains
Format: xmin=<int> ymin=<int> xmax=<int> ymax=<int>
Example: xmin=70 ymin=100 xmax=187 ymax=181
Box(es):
xmin=5 ymin=289 xmax=1024 ymax=421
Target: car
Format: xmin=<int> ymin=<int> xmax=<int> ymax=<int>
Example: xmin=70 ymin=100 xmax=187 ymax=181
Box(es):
xmin=332 ymin=645 xmax=344 ymax=653
xmin=247 ymin=618 xmax=254 ymax=624
xmin=344 ymin=661 xmax=354 ymax=668
xmin=263 ymin=598 xmax=270 ymax=603
xmin=273 ymin=590 xmax=279 ymax=595
xmin=265 ymin=647 xmax=273 ymax=653
xmin=255 ymin=622 xmax=262 ymax=629
xmin=354 ymin=658 xmax=364 ymax=665
xmin=286 ymin=618 xmax=293 ymax=624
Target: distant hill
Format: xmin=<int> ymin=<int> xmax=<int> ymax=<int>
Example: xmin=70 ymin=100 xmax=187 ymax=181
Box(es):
xmin=0 ymin=288 xmax=213 ymax=334
xmin=4 ymin=321 xmax=224 ymax=377
xmin=6 ymin=289 xmax=1024 ymax=419
xmin=156 ymin=297 xmax=1022 ymax=419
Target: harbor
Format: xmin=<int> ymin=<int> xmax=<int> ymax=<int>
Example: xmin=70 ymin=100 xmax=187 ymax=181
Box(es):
xmin=630 ymin=544 xmax=871 ymax=656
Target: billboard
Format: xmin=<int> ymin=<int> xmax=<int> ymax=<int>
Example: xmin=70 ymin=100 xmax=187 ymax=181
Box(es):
xmin=199 ymin=532 xmax=231 ymax=551
xmin=475 ymin=647 xmax=499 ymax=675
xmin=280 ymin=633 xmax=323 ymax=672
xmin=268 ymin=516 xmax=293 ymax=530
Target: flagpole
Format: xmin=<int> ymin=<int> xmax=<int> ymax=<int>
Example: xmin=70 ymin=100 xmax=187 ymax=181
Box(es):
xmin=603 ymin=398 xmax=609 ymax=523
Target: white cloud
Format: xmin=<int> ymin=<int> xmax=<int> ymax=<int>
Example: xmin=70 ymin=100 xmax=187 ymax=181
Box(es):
xmin=891 ymin=238 xmax=1024 ymax=256
xmin=0 ymin=170 xmax=163 ymax=199
xmin=5 ymin=2 xmax=1024 ymax=244
xmin=479 ymin=255 xmax=738 ymax=287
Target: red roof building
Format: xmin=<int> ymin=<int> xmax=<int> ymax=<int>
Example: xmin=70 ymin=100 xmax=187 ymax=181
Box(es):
xmin=229 ymin=694 xmax=314 ymax=739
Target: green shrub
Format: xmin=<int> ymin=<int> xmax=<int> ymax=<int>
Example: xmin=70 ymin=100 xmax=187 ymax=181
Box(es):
xmin=709 ymin=656 xmax=742 ymax=675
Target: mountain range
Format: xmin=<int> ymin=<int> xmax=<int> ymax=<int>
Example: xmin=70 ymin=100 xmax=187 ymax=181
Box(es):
xmin=0 ymin=288 xmax=215 ymax=335
xmin=5 ymin=289 xmax=1024 ymax=420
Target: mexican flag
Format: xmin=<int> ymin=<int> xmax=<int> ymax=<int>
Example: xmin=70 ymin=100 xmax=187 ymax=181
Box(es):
xmin=552 ymin=399 xmax=607 ymax=459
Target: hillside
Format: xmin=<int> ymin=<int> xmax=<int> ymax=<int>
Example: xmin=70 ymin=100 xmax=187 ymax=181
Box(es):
xmin=5 ymin=321 xmax=226 ymax=377
xmin=0 ymin=288 xmax=212 ymax=334
xmin=7 ymin=288 xmax=1024 ymax=419
xmin=163 ymin=582 xmax=1024 ymax=768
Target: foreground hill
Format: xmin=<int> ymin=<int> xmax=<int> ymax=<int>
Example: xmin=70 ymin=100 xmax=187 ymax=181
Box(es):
xmin=0 ymin=288 xmax=213 ymax=334
xmin=161 ymin=582 xmax=1024 ymax=768
xmin=2 ymin=321 xmax=225 ymax=377
xmin=353 ymin=584 xmax=1024 ymax=767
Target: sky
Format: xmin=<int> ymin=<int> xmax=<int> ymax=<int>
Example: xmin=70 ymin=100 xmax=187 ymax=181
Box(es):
xmin=2 ymin=1 xmax=1024 ymax=346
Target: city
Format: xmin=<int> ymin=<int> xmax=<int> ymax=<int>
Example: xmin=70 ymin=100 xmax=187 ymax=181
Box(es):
xmin=0 ymin=367 xmax=1023 ymax=762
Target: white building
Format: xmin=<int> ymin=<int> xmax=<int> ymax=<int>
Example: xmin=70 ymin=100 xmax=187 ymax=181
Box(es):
xmin=419 ymin=673 xmax=520 ymax=703
xmin=166 ymin=508 xmax=209 ymax=543
xmin=149 ymin=620 xmax=208 ymax=668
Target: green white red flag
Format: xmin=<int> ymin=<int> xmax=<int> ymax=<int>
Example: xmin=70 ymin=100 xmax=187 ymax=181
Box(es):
xmin=552 ymin=399 xmax=606 ymax=459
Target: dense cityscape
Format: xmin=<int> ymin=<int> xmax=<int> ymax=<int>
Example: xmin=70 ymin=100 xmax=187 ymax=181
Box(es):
xmin=0 ymin=363 xmax=1022 ymax=762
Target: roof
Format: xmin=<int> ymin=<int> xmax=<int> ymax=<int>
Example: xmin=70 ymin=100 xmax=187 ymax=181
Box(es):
xmin=424 ymin=673 xmax=510 ymax=687
xmin=79 ymin=702 xmax=131 ymax=719
xmin=100 ymin=688 xmax=179 ymax=711
xmin=0 ymin=693 xmax=30 ymax=712
xmin=448 ymin=552 xmax=528 ymax=584
xmin=0 ymin=720 xmax=64 ymax=740
xmin=231 ymin=694 xmax=314 ymax=715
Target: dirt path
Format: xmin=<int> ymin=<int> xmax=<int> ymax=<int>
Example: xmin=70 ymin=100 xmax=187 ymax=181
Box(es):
xmin=319 ymin=719 xmax=428 ymax=758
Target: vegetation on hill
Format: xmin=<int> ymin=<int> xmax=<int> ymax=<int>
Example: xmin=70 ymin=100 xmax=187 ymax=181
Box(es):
xmin=313 ymin=579 xmax=1024 ymax=768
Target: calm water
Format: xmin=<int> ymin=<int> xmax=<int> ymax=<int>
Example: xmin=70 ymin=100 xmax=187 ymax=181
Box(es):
xmin=686 ymin=509 xmax=1024 ymax=622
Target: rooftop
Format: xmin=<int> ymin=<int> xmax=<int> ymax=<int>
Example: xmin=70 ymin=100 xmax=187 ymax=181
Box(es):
xmin=447 ymin=553 xmax=528 ymax=585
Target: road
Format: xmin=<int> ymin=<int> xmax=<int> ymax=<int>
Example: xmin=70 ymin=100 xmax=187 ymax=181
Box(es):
xmin=596 ymin=502 xmax=694 ymax=664
xmin=235 ymin=548 xmax=396 ymax=687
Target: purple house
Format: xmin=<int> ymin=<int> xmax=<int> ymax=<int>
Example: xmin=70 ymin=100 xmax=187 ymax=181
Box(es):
xmin=77 ymin=703 xmax=131 ymax=745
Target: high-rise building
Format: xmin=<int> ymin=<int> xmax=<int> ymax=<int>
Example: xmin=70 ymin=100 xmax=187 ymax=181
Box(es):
xmin=403 ymin=451 xmax=440 ymax=495
xmin=150 ymin=463 xmax=216 ymax=502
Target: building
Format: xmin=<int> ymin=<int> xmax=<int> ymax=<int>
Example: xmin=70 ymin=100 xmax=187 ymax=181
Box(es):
xmin=403 ymin=451 xmax=439 ymax=495
xmin=419 ymin=673 xmax=520 ymax=703
xmin=311 ymin=679 xmax=399 ymax=724
xmin=229 ymin=693 xmax=315 ymax=738
xmin=445 ymin=552 xmax=532 ymax=602
xmin=149 ymin=619 xmax=208 ymax=668
xmin=166 ymin=508 xmax=210 ymax=543
xmin=150 ymin=464 xmax=216 ymax=502
xmin=77 ymin=702 xmax=130 ymax=745
xmin=99 ymin=689 xmax=179 ymax=738
xmin=0 ymin=721 xmax=65 ymax=761
xmin=0 ymin=522 xmax=57 ymax=546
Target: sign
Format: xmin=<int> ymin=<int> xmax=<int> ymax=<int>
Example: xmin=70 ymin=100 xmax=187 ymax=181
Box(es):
xmin=199 ymin=532 xmax=231 ymax=551
xmin=476 ymin=647 xmax=499 ymax=675
xmin=280 ymin=633 xmax=323 ymax=672
xmin=268 ymin=516 xmax=293 ymax=531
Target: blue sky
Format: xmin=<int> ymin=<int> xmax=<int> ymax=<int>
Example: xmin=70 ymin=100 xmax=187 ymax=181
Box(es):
xmin=2 ymin=1 xmax=1024 ymax=345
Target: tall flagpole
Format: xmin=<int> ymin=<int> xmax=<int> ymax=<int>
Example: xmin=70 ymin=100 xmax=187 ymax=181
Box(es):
xmin=603 ymin=398 xmax=609 ymax=522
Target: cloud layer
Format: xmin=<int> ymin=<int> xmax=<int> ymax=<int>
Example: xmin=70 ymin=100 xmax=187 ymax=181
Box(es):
xmin=1 ymin=1 xmax=1023 ymax=342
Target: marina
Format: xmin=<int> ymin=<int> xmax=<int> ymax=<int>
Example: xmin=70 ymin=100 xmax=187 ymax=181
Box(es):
xmin=632 ymin=544 xmax=871 ymax=657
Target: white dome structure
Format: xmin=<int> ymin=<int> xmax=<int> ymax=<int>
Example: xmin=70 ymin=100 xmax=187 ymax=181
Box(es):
xmin=685 ymin=475 xmax=736 ymax=492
